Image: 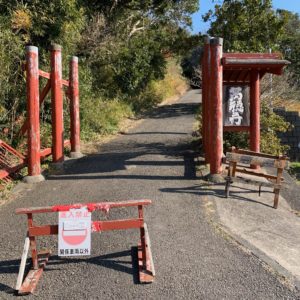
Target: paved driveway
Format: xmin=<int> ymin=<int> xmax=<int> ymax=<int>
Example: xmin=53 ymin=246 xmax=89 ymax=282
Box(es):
xmin=0 ymin=90 xmax=299 ymax=299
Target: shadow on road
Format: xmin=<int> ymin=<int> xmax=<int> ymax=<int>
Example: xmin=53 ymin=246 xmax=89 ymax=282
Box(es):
xmin=48 ymin=141 xmax=199 ymax=181
xmin=144 ymin=102 xmax=199 ymax=119
xmin=159 ymin=183 xmax=274 ymax=208
xmin=46 ymin=100 xmax=200 ymax=182
xmin=0 ymin=248 xmax=140 ymax=294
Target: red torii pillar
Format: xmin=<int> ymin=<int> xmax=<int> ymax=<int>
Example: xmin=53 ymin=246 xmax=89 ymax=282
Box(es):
xmin=250 ymin=70 xmax=260 ymax=153
xmin=23 ymin=46 xmax=45 ymax=183
xmin=202 ymin=36 xmax=211 ymax=163
xmin=69 ymin=56 xmax=83 ymax=158
xmin=50 ymin=44 xmax=64 ymax=166
xmin=209 ymin=37 xmax=224 ymax=180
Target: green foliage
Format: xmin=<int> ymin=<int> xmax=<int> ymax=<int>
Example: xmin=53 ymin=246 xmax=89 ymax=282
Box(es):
xmin=223 ymin=102 xmax=290 ymax=155
xmin=0 ymin=0 xmax=197 ymax=145
xmin=0 ymin=16 xmax=24 ymax=142
xmin=289 ymin=162 xmax=300 ymax=181
xmin=223 ymin=132 xmax=249 ymax=152
xmin=115 ymin=37 xmax=166 ymax=96
xmin=127 ymin=85 xmax=162 ymax=112
xmin=277 ymin=10 xmax=300 ymax=84
xmin=78 ymin=60 xmax=133 ymax=138
xmin=260 ymin=131 xmax=288 ymax=155
xmin=81 ymin=97 xmax=133 ymax=139
xmin=181 ymin=45 xmax=203 ymax=87
xmin=260 ymin=102 xmax=290 ymax=155
xmin=203 ymin=0 xmax=286 ymax=52
xmin=123 ymin=59 xmax=188 ymax=112
xmin=260 ymin=102 xmax=290 ymax=133
xmin=2 ymin=0 xmax=85 ymax=48
xmin=79 ymin=57 xmax=187 ymax=139
xmin=85 ymin=0 xmax=198 ymax=27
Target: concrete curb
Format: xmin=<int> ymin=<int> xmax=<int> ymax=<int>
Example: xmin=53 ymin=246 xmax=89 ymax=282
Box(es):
xmin=208 ymin=194 xmax=300 ymax=291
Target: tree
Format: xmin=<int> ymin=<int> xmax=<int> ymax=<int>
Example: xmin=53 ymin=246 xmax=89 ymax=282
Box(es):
xmin=277 ymin=10 xmax=300 ymax=84
xmin=83 ymin=0 xmax=198 ymax=26
xmin=0 ymin=0 xmax=199 ymax=141
xmin=203 ymin=0 xmax=286 ymax=52
xmin=181 ymin=44 xmax=204 ymax=88
xmin=77 ymin=0 xmax=199 ymax=99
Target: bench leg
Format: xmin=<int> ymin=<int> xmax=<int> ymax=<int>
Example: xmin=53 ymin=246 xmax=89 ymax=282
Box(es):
xmin=225 ymin=179 xmax=231 ymax=198
xmin=273 ymin=189 xmax=280 ymax=209
xmin=259 ymin=184 xmax=262 ymax=197
xmin=274 ymin=167 xmax=283 ymax=209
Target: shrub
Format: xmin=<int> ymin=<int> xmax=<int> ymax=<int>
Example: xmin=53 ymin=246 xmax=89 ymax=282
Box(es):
xmin=223 ymin=102 xmax=290 ymax=155
xmin=260 ymin=101 xmax=290 ymax=154
xmin=0 ymin=17 xmax=25 ymax=143
xmin=80 ymin=97 xmax=133 ymax=140
xmin=114 ymin=37 xmax=166 ymax=96
xmin=223 ymin=132 xmax=249 ymax=152
xmin=124 ymin=59 xmax=187 ymax=113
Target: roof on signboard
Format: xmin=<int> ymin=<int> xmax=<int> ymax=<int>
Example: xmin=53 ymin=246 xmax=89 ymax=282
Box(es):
xmin=222 ymin=53 xmax=290 ymax=84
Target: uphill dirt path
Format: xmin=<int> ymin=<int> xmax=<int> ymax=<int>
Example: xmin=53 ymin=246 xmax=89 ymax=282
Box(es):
xmin=0 ymin=90 xmax=299 ymax=299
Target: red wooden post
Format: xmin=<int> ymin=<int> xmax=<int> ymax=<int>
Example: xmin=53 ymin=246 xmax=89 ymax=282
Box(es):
xmin=209 ymin=37 xmax=224 ymax=178
xmin=250 ymin=70 xmax=260 ymax=153
xmin=50 ymin=44 xmax=64 ymax=164
xmin=138 ymin=205 xmax=147 ymax=268
xmin=27 ymin=213 xmax=39 ymax=269
xmin=202 ymin=36 xmax=211 ymax=163
xmin=24 ymin=46 xmax=44 ymax=183
xmin=69 ymin=56 xmax=82 ymax=158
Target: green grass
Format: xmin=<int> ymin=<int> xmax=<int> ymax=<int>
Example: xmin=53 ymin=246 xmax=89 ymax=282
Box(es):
xmin=80 ymin=98 xmax=134 ymax=141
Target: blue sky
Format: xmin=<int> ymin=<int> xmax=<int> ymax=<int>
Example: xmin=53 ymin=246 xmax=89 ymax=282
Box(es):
xmin=192 ymin=0 xmax=300 ymax=34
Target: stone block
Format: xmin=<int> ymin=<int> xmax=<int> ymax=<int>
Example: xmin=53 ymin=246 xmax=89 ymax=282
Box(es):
xmin=289 ymin=111 xmax=300 ymax=116
xmin=293 ymin=121 xmax=300 ymax=126
xmin=286 ymin=116 xmax=297 ymax=122
xmin=279 ymin=137 xmax=288 ymax=143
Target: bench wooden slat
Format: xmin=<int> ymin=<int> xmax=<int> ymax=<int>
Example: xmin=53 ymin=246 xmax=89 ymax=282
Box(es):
xmin=231 ymin=148 xmax=282 ymax=159
xmin=226 ymin=176 xmax=281 ymax=189
xmin=226 ymin=152 xmax=286 ymax=168
xmin=225 ymin=166 xmax=285 ymax=182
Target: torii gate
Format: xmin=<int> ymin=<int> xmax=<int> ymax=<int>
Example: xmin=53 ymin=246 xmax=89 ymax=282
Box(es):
xmin=202 ymin=37 xmax=290 ymax=181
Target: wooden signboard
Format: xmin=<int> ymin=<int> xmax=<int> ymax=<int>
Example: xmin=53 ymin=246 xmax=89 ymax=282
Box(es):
xmin=223 ymin=85 xmax=250 ymax=127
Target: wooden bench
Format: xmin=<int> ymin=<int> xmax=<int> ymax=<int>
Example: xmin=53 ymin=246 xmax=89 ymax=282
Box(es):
xmin=224 ymin=147 xmax=288 ymax=208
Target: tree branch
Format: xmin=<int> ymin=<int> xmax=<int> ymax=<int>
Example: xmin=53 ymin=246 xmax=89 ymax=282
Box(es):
xmin=129 ymin=20 xmax=145 ymax=37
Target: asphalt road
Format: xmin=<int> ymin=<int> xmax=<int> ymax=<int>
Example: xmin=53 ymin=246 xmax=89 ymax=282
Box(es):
xmin=0 ymin=89 xmax=299 ymax=299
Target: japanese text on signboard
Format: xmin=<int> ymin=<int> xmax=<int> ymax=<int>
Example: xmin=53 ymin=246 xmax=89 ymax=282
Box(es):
xmin=223 ymin=85 xmax=250 ymax=126
xmin=58 ymin=207 xmax=91 ymax=257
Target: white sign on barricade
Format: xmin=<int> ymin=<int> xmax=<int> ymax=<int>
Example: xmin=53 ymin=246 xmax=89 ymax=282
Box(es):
xmin=58 ymin=207 xmax=91 ymax=256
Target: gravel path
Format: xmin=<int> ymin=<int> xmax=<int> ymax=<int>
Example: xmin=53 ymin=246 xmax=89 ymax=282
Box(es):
xmin=0 ymin=90 xmax=299 ymax=299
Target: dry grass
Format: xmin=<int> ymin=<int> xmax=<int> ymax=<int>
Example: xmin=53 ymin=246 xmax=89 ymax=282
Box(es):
xmin=261 ymin=72 xmax=300 ymax=111
xmin=152 ymin=58 xmax=189 ymax=102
